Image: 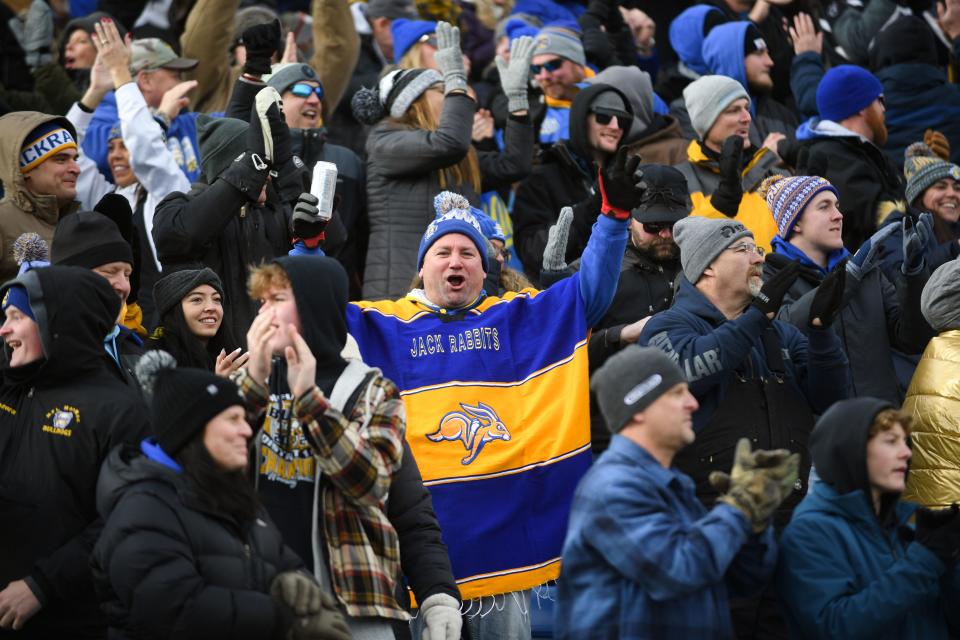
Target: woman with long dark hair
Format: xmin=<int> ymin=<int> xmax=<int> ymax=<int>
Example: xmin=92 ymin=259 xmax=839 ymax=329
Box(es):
xmin=147 ymin=268 xmax=248 ymax=375
xmin=92 ymin=354 xmax=351 ymax=639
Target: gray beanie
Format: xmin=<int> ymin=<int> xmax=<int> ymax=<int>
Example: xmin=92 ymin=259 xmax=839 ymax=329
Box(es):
xmin=683 ymin=75 xmax=750 ymax=140
xmin=533 ymin=26 xmax=586 ymax=67
xmin=266 ymin=62 xmax=322 ymax=95
xmin=153 ymin=267 xmax=225 ymax=320
xmin=920 ymin=259 xmax=960 ymax=332
xmin=591 ymin=346 xmax=687 ymax=433
xmin=673 ymin=216 xmax=753 ymax=283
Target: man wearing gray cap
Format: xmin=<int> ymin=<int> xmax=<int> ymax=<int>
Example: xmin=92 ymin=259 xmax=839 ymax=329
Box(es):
xmin=531 ymin=25 xmax=588 ymax=145
xmin=556 ymin=345 xmax=796 ymax=639
xmin=638 ymin=215 xmax=850 ymax=635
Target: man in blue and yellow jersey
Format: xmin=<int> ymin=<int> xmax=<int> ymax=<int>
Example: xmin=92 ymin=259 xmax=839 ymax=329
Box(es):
xmin=346 ymin=151 xmax=645 ymax=639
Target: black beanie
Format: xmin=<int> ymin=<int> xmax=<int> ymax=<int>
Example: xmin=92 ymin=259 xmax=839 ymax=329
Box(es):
xmin=51 ymin=210 xmax=134 ymax=269
xmin=743 ymin=23 xmax=766 ymax=56
xmin=153 ymin=267 xmax=225 ymax=320
xmin=197 ymin=115 xmax=248 ymax=182
xmin=136 ymin=351 xmax=244 ymax=455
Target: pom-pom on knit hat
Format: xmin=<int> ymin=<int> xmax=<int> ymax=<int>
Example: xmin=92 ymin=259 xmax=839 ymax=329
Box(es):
xmin=816 ymin=65 xmax=883 ymax=123
xmin=759 ymin=175 xmax=839 ymax=239
xmin=903 ymin=142 xmax=960 ymax=205
xmin=351 ymin=68 xmax=442 ymax=124
xmin=417 ymin=191 xmax=490 ymax=272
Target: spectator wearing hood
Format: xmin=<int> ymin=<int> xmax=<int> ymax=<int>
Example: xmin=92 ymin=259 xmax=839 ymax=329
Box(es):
xmin=587 ymin=66 xmax=688 ymax=166
xmin=675 ymin=75 xmax=785 ymax=253
xmin=92 ymin=356 xmax=349 ymax=640
xmin=353 ymin=25 xmax=535 ymax=300
xmin=153 ymin=89 xmax=307 ymax=346
xmin=796 ymin=65 xmax=905 ymax=250
xmin=659 ymin=4 xmax=727 ymax=107
xmin=761 ymin=175 xmax=933 ymax=405
xmin=777 ymin=398 xmax=960 ymax=640
xmin=822 ymin=0 xmax=900 ymax=66
xmin=903 ymin=259 xmax=960 ymax=509
xmin=872 ymin=15 xmax=960 ymax=169
xmin=530 ymin=24 xmax=593 ymax=146
xmin=513 ymin=83 xmax=634 ymax=279
xmin=0 ymin=266 xmax=149 ymax=637
xmin=699 ymin=21 xmax=798 ymax=149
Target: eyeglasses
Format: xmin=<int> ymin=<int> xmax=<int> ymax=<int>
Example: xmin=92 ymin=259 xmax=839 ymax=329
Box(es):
xmin=641 ymin=221 xmax=674 ymax=234
xmin=727 ymin=242 xmax=765 ymax=257
xmin=289 ymin=83 xmax=324 ymax=100
xmin=530 ymin=58 xmax=564 ymax=75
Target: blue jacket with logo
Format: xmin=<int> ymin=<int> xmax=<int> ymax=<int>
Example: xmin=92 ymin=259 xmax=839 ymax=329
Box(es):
xmin=556 ymin=435 xmax=776 ymax=639
xmin=639 ymin=278 xmax=850 ymax=432
xmin=778 ymin=482 xmax=960 ymax=639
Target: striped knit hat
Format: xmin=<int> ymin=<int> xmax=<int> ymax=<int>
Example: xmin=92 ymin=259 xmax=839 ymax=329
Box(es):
xmin=760 ymin=175 xmax=839 ymax=239
xmin=20 ymin=120 xmax=77 ymax=174
xmin=904 ymin=142 xmax=960 ymax=205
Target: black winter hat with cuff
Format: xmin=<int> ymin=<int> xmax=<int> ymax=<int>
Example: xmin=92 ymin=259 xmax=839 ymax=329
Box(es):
xmin=51 ymin=210 xmax=134 ymax=269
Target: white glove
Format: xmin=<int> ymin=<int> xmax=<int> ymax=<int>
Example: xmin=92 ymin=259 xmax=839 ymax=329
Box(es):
xmin=420 ymin=593 xmax=461 ymax=640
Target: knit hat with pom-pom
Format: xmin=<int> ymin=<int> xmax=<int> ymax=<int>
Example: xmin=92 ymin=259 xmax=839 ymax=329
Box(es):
xmin=135 ymin=350 xmax=244 ymax=456
xmin=351 ymin=67 xmax=442 ymax=124
xmin=416 ymin=191 xmax=489 ymax=272
xmin=904 ymin=142 xmax=960 ymax=205
xmin=759 ymin=174 xmax=838 ymax=240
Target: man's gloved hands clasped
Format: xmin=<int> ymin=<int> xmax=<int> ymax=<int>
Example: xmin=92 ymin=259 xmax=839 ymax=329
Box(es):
xmin=901 ymin=212 xmax=934 ymax=276
xmin=270 ymin=572 xmax=351 ymax=640
xmin=241 ymin=19 xmax=282 ymax=76
xmin=751 ymin=259 xmax=800 ymax=316
xmin=496 ymin=36 xmax=535 ymax=113
xmin=711 ymin=135 xmax=745 ymax=218
xmin=808 ymin=259 xmax=847 ymax=328
xmin=710 ymin=438 xmax=800 ymax=533
xmin=435 ymin=22 xmax=468 ymax=95
xmin=419 ymin=593 xmax=462 ymax=640
xmin=846 ymin=222 xmax=898 ymax=280
xmin=915 ymin=503 xmax=960 ymax=566
xmin=598 ymin=148 xmax=646 ymax=220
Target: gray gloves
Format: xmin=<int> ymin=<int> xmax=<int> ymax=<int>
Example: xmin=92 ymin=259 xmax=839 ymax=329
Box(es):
xmin=542 ymin=206 xmax=574 ymax=272
xmin=435 ymin=21 xmax=468 ymax=95
xmin=901 ymin=212 xmax=934 ymax=276
xmin=496 ymin=36 xmax=536 ymax=113
xmin=420 ymin=593 xmax=462 ymax=640
xmin=8 ymin=0 xmax=54 ymax=70
xmin=846 ymin=222 xmax=898 ymax=281
xmin=270 ymin=572 xmax=351 ymax=640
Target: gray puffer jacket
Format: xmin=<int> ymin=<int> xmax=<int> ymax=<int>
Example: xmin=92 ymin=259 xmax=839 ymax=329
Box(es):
xmin=362 ymin=94 xmax=533 ymax=300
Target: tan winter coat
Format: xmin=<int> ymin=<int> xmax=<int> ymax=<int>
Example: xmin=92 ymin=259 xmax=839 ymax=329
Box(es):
xmin=0 ymin=111 xmax=80 ymax=282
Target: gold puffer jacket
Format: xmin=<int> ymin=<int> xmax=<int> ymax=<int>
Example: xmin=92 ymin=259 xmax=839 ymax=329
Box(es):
xmin=903 ymin=329 xmax=960 ymax=508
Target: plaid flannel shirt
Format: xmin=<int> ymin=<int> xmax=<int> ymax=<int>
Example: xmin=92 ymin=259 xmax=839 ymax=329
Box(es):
xmin=239 ymin=369 xmax=409 ymax=621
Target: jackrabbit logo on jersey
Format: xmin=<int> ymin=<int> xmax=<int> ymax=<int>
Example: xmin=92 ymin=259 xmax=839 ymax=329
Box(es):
xmin=426 ymin=402 xmax=511 ymax=465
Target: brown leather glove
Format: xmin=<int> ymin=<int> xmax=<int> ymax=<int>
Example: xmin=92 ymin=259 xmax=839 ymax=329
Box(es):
xmin=924 ymin=129 xmax=951 ymax=162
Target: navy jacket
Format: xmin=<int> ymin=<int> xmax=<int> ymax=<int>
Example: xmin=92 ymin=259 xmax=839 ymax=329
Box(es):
xmin=556 ymin=435 xmax=776 ymax=640
xmin=639 ymin=278 xmax=850 ymax=432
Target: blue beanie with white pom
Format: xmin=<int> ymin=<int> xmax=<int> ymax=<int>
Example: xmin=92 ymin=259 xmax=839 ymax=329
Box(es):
xmin=417 ymin=191 xmax=489 ymax=272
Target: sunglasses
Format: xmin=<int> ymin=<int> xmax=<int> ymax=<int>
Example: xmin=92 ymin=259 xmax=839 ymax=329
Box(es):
xmin=591 ymin=108 xmax=630 ymax=128
xmin=289 ymin=83 xmax=324 ymax=100
xmin=641 ymin=221 xmax=674 ymax=234
xmin=530 ymin=58 xmax=564 ymax=75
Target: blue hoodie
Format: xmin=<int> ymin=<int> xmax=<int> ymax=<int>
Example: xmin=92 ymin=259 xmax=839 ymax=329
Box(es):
xmin=82 ymin=91 xmax=202 ymax=184
xmin=701 ymin=21 xmax=753 ymax=112
xmin=669 ymin=5 xmax=725 ymax=76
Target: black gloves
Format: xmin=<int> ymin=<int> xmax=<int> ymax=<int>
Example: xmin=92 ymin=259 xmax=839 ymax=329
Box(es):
xmin=808 ymin=259 xmax=847 ymax=328
xmin=290 ymin=193 xmax=329 ymax=244
xmin=752 ymin=259 xmax=800 ymax=315
xmin=598 ymin=147 xmax=646 ymax=220
xmin=901 ymin=213 xmax=933 ymax=276
xmin=712 ymin=135 xmax=745 ymax=218
xmin=915 ymin=504 xmax=960 ymax=565
xmin=241 ymin=19 xmax=282 ymax=76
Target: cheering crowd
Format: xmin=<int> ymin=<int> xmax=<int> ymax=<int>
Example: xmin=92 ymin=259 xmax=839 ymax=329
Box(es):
xmin=1 ymin=0 xmax=960 ymax=638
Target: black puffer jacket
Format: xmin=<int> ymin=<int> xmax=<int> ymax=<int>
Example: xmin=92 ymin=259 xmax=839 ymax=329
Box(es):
xmin=0 ymin=267 xmax=149 ymax=639
xmin=764 ymin=251 xmax=933 ymax=404
xmin=93 ymin=445 xmax=304 ymax=639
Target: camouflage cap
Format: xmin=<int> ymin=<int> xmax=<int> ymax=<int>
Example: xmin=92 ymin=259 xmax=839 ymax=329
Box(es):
xmin=130 ymin=38 xmax=199 ymax=74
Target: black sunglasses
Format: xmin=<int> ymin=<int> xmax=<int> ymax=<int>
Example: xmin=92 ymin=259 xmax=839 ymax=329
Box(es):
xmin=591 ymin=108 xmax=629 ymax=128
xmin=530 ymin=58 xmax=564 ymax=75
xmin=290 ymin=83 xmax=324 ymax=100
xmin=642 ymin=221 xmax=674 ymax=234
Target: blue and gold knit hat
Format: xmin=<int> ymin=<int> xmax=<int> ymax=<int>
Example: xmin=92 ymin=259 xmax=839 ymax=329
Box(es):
xmin=760 ymin=175 xmax=839 ymax=239
xmin=417 ymin=191 xmax=489 ymax=272
xmin=904 ymin=142 xmax=960 ymax=205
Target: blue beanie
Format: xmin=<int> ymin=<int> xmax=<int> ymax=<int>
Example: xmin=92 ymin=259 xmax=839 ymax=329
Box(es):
xmin=2 ymin=286 xmax=34 ymax=321
xmin=816 ymin=65 xmax=883 ymax=123
xmin=391 ymin=19 xmax=437 ymax=63
xmin=470 ymin=209 xmax=505 ymax=243
xmin=417 ymin=192 xmax=489 ymax=272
